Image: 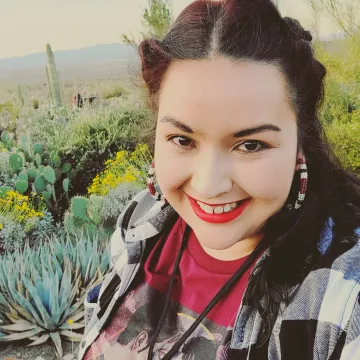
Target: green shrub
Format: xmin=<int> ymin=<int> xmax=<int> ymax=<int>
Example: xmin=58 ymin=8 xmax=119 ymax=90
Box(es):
xmin=102 ymin=83 xmax=128 ymax=100
xmin=0 ymin=189 xmax=45 ymax=245
xmin=315 ymin=41 xmax=360 ymax=126
xmin=57 ymin=105 xmax=152 ymax=197
xmin=320 ymin=79 xmax=359 ymax=124
xmin=63 ymin=194 xmax=115 ymax=241
xmin=32 ymin=98 xmax=39 ymax=109
xmin=0 ymin=129 xmax=77 ymax=223
xmin=100 ymin=182 xmax=143 ymax=228
xmin=26 ymin=211 xmax=56 ymax=247
xmin=325 ymin=116 xmax=360 ymax=174
xmin=0 ymin=215 xmax=26 ymax=252
xmin=0 ymin=102 xmax=19 ymax=132
xmin=0 ymin=150 xmax=10 ymax=175
xmin=87 ymin=144 xmax=152 ymax=196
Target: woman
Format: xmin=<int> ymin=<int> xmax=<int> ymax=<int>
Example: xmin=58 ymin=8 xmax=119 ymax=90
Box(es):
xmin=79 ymin=0 xmax=360 ymax=359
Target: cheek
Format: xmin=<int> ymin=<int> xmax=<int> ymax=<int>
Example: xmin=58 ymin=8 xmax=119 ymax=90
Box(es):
xmin=235 ymin=156 xmax=295 ymax=200
xmin=154 ymin=138 xmax=185 ymax=191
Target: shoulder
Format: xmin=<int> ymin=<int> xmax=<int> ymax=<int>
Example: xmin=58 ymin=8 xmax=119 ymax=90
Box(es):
xmin=277 ymin=235 xmax=360 ymax=356
xmin=281 ymin=220 xmax=360 ymax=317
xmin=109 ymin=188 xmax=149 ymax=265
xmin=110 ymin=187 xmax=172 ymax=265
xmin=281 ymin=228 xmax=360 ymax=326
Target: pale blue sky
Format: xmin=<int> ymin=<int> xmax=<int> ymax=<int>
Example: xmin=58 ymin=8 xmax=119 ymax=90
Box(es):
xmin=0 ymin=0 xmax=336 ymax=59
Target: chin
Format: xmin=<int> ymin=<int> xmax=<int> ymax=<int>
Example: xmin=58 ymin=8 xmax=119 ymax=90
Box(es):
xmin=194 ymin=227 xmax=246 ymax=249
xmin=202 ymin=240 xmax=238 ymax=251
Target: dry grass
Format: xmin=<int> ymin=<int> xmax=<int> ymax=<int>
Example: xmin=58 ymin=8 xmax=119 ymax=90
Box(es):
xmin=0 ymin=77 xmax=136 ymax=109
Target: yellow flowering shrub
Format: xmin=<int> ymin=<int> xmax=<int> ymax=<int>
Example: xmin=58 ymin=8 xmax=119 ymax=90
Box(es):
xmin=0 ymin=190 xmax=45 ymax=233
xmin=88 ymin=144 xmax=152 ymax=196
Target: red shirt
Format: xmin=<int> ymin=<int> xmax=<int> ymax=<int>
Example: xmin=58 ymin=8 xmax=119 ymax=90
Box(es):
xmin=145 ymin=216 xmax=252 ymax=327
xmin=84 ymin=217 xmax=256 ymax=359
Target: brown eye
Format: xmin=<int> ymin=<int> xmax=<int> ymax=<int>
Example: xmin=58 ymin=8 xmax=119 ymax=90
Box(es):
xmin=244 ymin=141 xmax=260 ymax=151
xmin=169 ymin=136 xmax=194 ymax=148
xmin=236 ymin=140 xmax=269 ymax=153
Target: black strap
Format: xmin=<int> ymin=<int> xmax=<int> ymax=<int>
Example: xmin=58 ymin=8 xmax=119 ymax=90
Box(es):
xmin=146 ymin=223 xmax=192 ymax=360
xmin=147 ymin=222 xmax=264 ymax=360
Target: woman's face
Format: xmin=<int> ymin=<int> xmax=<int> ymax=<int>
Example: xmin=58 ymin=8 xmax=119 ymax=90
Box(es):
xmin=154 ymin=57 xmax=298 ymax=259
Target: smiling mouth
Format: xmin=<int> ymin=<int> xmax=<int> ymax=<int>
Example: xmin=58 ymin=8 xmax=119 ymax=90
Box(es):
xmin=185 ymin=194 xmax=251 ymax=224
xmin=186 ymin=195 xmax=246 ymax=214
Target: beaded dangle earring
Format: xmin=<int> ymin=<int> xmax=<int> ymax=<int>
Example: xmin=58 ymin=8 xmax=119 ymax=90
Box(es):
xmin=286 ymin=153 xmax=308 ymax=211
xmin=147 ymin=162 xmax=166 ymax=202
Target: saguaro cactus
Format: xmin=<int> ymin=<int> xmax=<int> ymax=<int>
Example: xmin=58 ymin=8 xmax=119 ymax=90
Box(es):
xmin=46 ymin=43 xmax=62 ymax=107
xmin=45 ymin=66 xmax=53 ymax=105
xmin=17 ymin=84 xmax=24 ymax=106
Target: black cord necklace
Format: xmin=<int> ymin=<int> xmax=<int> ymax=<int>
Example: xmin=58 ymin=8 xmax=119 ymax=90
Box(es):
xmin=146 ymin=224 xmax=264 ymax=360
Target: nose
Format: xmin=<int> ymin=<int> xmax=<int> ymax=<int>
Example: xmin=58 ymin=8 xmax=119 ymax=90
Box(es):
xmin=190 ymin=150 xmax=233 ymax=200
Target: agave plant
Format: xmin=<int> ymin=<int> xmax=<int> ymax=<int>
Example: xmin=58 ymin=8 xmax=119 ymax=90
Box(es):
xmin=49 ymin=229 xmax=110 ymax=287
xmin=0 ymin=232 xmax=110 ymax=358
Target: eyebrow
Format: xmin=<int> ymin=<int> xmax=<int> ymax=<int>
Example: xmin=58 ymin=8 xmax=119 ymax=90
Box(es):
xmin=159 ymin=116 xmax=281 ymax=137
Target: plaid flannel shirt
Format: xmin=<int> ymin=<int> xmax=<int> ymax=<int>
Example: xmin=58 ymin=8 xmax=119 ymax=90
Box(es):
xmin=78 ymin=189 xmax=360 ymax=360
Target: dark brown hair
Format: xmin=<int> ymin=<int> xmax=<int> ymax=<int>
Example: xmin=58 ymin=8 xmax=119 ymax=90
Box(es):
xmin=138 ymin=0 xmax=360 ymax=345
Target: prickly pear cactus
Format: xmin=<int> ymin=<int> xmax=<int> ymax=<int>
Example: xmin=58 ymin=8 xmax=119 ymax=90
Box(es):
xmin=61 ymin=163 xmax=72 ymax=173
xmin=34 ymin=153 xmax=41 ymax=168
xmin=53 ymin=155 xmax=61 ymax=168
xmin=33 ymin=143 xmax=42 ymax=155
xmin=34 ymin=176 xmax=46 ymax=193
xmin=87 ymin=195 xmax=104 ymax=226
xmin=9 ymin=153 xmax=23 ymax=171
xmin=15 ymin=179 xmax=28 ymax=194
xmin=71 ymin=196 xmax=90 ymax=222
xmin=1 ymin=132 xmax=7 ymax=145
xmin=42 ymin=191 xmax=52 ymax=201
xmin=28 ymin=168 xmax=39 ymax=180
xmin=64 ymin=212 xmax=86 ymax=236
xmin=19 ymin=135 xmax=28 ymax=153
xmin=63 ymin=178 xmax=70 ymax=193
xmin=43 ymin=166 xmax=56 ymax=184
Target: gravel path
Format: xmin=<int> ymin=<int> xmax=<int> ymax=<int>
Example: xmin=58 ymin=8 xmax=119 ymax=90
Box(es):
xmin=0 ymin=340 xmax=79 ymax=360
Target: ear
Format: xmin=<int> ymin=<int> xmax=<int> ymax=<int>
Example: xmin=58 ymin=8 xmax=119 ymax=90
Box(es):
xmin=131 ymin=330 xmax=149 ymax=351
xmin=297 ymin=151 xmax=306 ymax=161
xmin=295 ymin=151 xmax=306 ymax=171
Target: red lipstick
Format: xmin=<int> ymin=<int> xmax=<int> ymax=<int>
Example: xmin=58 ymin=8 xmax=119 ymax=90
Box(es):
xmin=186 ymin=194 xmax=251 ymax=224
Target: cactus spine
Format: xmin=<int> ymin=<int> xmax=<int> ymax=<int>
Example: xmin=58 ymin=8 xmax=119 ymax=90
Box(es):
xmin=46 ymin=43 xmax=62 ymax=107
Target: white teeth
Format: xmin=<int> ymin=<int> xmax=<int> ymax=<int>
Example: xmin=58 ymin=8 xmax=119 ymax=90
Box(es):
xmin=214 ymin=206 xmax=224 ymax=214
xmin=203 ymin=205 xmax=214 ymax=214
xmin=196 ymin=200 xmax=240 ymax=214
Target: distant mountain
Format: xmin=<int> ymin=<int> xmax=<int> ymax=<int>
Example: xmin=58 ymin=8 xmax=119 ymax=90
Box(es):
xmin=0 ymin=43 xmax=140 ymax=84
xmin=0 ymin=34 xmax=351 ymax=85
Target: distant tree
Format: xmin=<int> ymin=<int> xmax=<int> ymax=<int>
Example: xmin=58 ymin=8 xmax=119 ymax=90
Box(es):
xmin=305 ymin=0 xmax=321 ymax=41
xmin=306 ymin=0 xmax=360 ymax=44
xmin=121 ymin=0 xmax=173 ymax=46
